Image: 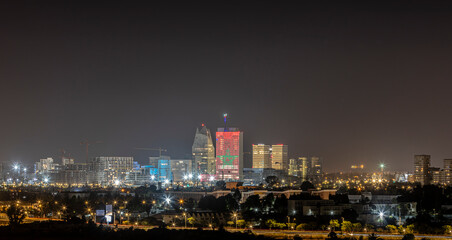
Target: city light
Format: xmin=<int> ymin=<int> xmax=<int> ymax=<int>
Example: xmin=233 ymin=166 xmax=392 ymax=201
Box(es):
xmin=209 ymin=176 xmax=215 ymax=181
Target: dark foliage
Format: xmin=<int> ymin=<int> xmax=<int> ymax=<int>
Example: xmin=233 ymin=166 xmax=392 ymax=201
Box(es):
xmin=0 ymin=221 xmax=275 ymax=240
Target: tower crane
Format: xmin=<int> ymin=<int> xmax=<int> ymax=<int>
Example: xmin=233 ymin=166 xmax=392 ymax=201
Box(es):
xmin=80 ymin=140 xmax=102 ymax=163
xmin=135 ymin=147 xmax=167 ymax=157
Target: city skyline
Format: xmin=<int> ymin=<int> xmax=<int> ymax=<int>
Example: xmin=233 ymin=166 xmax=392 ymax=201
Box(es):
xmin=3 ymin=1 xmax=452 ymax=171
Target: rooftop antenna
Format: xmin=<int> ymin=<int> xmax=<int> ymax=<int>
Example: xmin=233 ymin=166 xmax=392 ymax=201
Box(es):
xmin=223 ymin=113 xmax=228 ymax=131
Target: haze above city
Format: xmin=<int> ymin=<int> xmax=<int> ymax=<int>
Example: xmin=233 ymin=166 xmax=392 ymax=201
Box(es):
xmin=2 ymin=1 xmax=452 ymax=171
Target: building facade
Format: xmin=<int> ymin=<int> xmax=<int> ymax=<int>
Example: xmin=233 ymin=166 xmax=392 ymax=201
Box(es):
xmin=192 ymin=125 xmax=216 ymax=175
xmin=216 ymin=127 xmax=243 ymax=181
xmin=252 ymin=144 xmax=271 ymax=169
xmin=271 ymin=144 xmax=289 ymax=171
xmin=91 ymin=157 xmax=134 ymax=185
xmin=444 ymin=159 xmax=452 ymax=185
xmin=414 ymin=154 xmax=431 ymax=185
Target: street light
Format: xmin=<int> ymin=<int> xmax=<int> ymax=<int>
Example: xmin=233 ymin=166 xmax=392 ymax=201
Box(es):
xmin=183 ymin=212 xmax=187 ymax=228
xmin=233 ymin=213 xmax=238 ymax=229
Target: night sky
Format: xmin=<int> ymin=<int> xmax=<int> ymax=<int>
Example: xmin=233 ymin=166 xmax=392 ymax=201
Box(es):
xmin=2 ymin=1 xmax=452 ymax=172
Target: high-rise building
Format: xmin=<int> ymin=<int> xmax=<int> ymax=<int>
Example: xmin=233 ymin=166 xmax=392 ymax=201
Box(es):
xmin=414 ymin=155 xmax=431 ymax=185
xmin=192 ymin=124 xmax=216 ymax=175
xmin=310 ymin=157 xmax=322 ymax=183
xmin=90 ymin=157 xmax=133 ymax=185
xmin=171 ymin=159 xmax=192 ymax=182
xmin=300 ymin=157 xmax=309 ymax=181
xmin=62 ymin=157 xmax=74 ymax=166
xmin=271 ymin=144 xmax=289 ymax=171
xmin=445 ymin=159 xmax=452 ymax=185
xmin=216 ymin=127 xmax=243 ymax=181
xmin=252 ymin=144 xmax=271 ymax=168
xmin=430 ymin=167 xmax=444 ymax=185
xmin=288 ymin=158 xmax=299 ymax=176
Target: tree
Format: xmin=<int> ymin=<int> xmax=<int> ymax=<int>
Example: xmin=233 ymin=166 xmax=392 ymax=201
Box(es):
xmin=265 ymin=176 xmax=278 ymax=187
xmin=232 ymin=189 xmax=241 ymax=203
xmin=352 ymin=223 xmax=362 ymax=232
xmin=216 ymin=181 xmax=226 ymax=189
xmin=6 ymin=204 xmax=26 ymax=226
xmin=266 ymin=219 xmax=277 ymax=229
xmin=300 ymin=181 xmax=315 ymax=191
xmin=368 ymin=233 xmax=382 ymax=240
xmin=341 ymin=221 xmax=353 ymax=233
xmin=341 ymin=208 xmax=358 ymax=222
xmin=329 ymin=219 xmax=340 ymax=231
xmin=236 ymin=219 xmax=246 ymax=228
xmin=443 ymin=225 xmax=452 ymax=234
xmin=262 ymin=193 xmax=275 ymax=212
xmin=386 ymin=225 xmax=397 ymax=233
xmin=187 ymin=217 xmax=196 ymax=227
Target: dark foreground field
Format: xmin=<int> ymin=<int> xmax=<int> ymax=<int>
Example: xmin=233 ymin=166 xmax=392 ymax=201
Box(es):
xmin=0 ymin=221 xmax=272 ymax=240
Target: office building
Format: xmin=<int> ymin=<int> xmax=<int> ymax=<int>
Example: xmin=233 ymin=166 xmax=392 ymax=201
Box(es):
xmin=252 ymin=144 xmax=271 ymax=168
xmin=216 ymin=127 xmax=243 ymax=181
xmin=414 ymin=155 xmax=431 ymax=185
xmin=288 ymin=158 xmax=299 ymax=176
xmin=171 ymin=159 xmax=192 ymax=182
xmin=301 ymin=157 xmax=309 ymax=181
xmin=444 ymin=159 xmax=452 ymax=185
xmin=91 ymin=157 xmax=133 ymax=185
xmin=310 ymin=157 xmax=322 ymax=183
xmin=192 ymin=124 xmax=216 ymax=175
xmin=271 ymin=144 xmax=289 ymax=171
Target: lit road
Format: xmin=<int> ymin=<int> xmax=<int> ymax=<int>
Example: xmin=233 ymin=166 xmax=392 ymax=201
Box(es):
xmin=228 ymin=229 xmax=452 ymax=239
xmin=112 ymin=224 xmax=452 ymax=239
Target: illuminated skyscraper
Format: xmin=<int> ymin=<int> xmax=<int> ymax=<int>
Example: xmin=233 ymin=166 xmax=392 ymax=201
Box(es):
xmin=216 ymin=127 xmax=243 ymax=180
xmin=271 ymin=144 xmax=289 ymax=171
xmin=414 ymin=154 xmax=431 ymax=185
xmin=444 ymin=159 xmax=452 ymax=185
xmin=310 ymin=156 xmax=322 ymax=183
xmin=300 ymin=157 xmax=309 ymax=181
xmin=252 ymin=144 xmax=271 ymax=168
xmin=192 ymin=124 xmax=216 ymax=175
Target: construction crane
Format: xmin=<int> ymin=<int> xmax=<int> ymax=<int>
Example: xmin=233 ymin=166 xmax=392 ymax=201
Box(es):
xmin=59 ymin=149 xmax=72 ymax=164
xmin=135 ymin=147 xmax=167 ymax=157
xmin=80 ymin=140 xmax=102 ymax=163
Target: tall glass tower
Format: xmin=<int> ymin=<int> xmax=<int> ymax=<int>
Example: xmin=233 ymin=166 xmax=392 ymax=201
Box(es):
xmin=192 ymin=124 xmax=216 ymax=175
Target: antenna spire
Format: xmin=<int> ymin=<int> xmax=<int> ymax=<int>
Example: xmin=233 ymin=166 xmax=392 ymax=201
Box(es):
xmin=223 ymin=113 xmax=228 ymax=131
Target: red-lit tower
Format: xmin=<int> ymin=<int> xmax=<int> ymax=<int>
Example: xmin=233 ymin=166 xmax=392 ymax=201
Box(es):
xmin=215 ymin=113 xmax=243 ymax=181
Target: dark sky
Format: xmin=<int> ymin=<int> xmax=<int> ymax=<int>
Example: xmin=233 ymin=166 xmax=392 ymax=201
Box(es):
xmin=2 ymin=1 xmax=452 ymax=172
